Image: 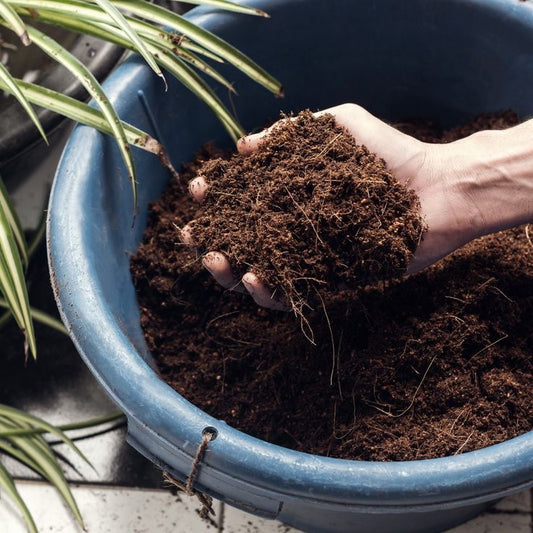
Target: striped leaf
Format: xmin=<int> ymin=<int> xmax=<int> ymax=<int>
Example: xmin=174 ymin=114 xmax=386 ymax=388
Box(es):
xmin=0 ymin=186 xmax=35 ymax=358
xmin=173 ymin=0 xmax=269 ymax=17
xmin=21 ymin=7 xmax=237 ymax=94
xmin=0 ymin=461 xmax=38 ymax=533
xmin=89 ymin=0 xmax=166 ymax=88
xmin=0 ymin=404 xmax=92 ymax=466
xmin=0 ymin=298 xmax=67 ymax=333
xmin=0 ymin=411 xmax=124 ymax=437
xmin=154 ymin=49 xmax=243 ymax=140
xmin=0 ymin=63 xmax=46 ymax=146
xmin=0 ymin=410 xmax=122 ymax=530
xmin=111 ymin=0 xmax=283 ymax=96
xmin=0 ymin=176 xmax=29 ymax=269
xmin=24 ymin=24 xmax=138 ymax=208
xmin=0 ymin=78 xmax=178 ymax=166
xmin=1 ymin=421 xmax=85 ymax=528
xmin=0 ymin=0 xmax=30 ymax=44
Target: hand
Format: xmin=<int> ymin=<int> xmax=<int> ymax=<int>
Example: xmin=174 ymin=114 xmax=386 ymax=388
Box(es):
xmin=182 ymin=103 xmax=533 ymax=308
xmin=181 ymin=184 xmax=288 ymax=310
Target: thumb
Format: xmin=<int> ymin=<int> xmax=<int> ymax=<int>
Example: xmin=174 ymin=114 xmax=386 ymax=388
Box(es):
xmin=237 ymin=104 xmax=425 ymax=184
xmin=318 ymin=103 xmax=426 ymax=183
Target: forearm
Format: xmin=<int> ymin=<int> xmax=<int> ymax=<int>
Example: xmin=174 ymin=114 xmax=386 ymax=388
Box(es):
xmin=450 ymin=119 xmax=533 ymax=237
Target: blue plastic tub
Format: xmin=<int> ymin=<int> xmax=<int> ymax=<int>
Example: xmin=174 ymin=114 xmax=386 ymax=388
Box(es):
xmin=48 ymin=1 xmax=533 ymax=531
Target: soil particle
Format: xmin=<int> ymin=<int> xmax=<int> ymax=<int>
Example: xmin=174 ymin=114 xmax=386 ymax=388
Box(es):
xmin=131 ymin=110 xmax=532 ymax=461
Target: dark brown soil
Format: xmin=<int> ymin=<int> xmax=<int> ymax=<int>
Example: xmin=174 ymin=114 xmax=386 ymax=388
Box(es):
xmin=131 ymin=110 xmax=532 ymax=461
xmin=188 ymin=111 xmax=425 ymax=315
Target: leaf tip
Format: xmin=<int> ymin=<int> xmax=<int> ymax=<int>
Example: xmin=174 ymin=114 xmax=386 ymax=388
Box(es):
xmin=20 ymin=32 xmax=31 ymax=47
xmin=159 ymin=72 xmax=168 ymax=92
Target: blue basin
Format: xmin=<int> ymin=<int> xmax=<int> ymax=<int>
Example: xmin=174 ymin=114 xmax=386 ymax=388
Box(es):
xmin=48 ymin=1 xmax=533 ymax=531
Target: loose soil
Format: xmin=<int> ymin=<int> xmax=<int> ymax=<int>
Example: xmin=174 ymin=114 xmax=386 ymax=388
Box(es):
xmin=189 ymin=111 xmax=425 ymax=315
xmin=131 ymin=110 xmax=532 ymax=461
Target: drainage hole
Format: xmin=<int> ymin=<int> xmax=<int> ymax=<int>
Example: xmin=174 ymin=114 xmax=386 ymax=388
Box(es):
xmin=202 ymin=426 xmax=218 ymax=441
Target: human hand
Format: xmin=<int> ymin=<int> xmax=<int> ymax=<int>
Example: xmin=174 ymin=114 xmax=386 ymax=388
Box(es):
xmin=181 ymin=182 xmax=288 ymax=310
xmin=182 ymin=103 xmax=533 ymax=308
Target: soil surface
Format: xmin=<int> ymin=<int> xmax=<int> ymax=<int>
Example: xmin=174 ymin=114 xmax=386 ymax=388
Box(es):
xmin=189 ymin=111 xmax=425 ymax=315
xmin=131 ymin=110 xmax=532 ymax=461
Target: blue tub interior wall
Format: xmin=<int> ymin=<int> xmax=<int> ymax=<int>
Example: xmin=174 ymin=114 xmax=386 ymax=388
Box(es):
xmin=48 ymin=1 xmax=533 ymax=531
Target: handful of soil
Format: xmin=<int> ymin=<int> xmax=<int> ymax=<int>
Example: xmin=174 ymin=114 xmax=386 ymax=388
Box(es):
xmin=189 ymin=111 xmax=425 ymax=313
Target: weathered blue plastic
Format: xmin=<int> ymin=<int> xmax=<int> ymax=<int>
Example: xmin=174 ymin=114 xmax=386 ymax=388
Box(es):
xmin=48 ymin=1 xmax=533 ymax=532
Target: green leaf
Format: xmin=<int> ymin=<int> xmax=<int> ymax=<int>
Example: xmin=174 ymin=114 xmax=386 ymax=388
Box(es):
xmin=24 ymin=24 xmax=138 ymax=209
xmin=0 ymin=186 xmax=47 ymax=331
xmin=153 ymin=47 xmax=243 ymax=140
xmin=0 ymin=410 xmax=123 ymax=531
xmin=180 ymin=40 xmax=224 ymax=63
xmin=0 ymin=411 xmax=124 ymax=437
xmin=0 ymin=77 xmax=173 ymax=157
xmin=22 ymin=7 xmax=237 ymax=94
xmin=0 ymin=63 xmax=47 ymax=145
xmin=0 ymin=411 xmax=88 ymax=528
xmin=4 ymin=431 xmax=85 ymax=528
xmin=0 ymin=404 xmax=92 ymax=467
xmin=0 ymin=298 xmax=67 ymax=333
xmin=0 ymin=186 xmax=35 ymax=358
xmin=89 ymin=0 xmax=167 ymax=88
xmin=0 ymin=461 xmax=38 ymax=533
xmin=0 ymin=175 xmax=29 ymax=269
xmin=0 ymin=0 xmax=30 ymax=44
xmin=11 ymin=0 xmax=222 ymax=63
xmin=172 ymin=0 xmax=270 ymax=18
xmin=111 ymin=0 xmax=283 ymax=96
xmin=0 ymin=434 xmax=46 ymax=477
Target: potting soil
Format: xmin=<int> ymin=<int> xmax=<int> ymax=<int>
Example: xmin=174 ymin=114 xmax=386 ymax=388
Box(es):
xmin=131 ymin=110 xmax=532 ymax=461
xmin=188 ymin=110 xmax=425 ymax=315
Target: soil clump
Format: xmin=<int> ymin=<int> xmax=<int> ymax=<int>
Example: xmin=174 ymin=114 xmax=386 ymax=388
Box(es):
xmin=131 ymin=110 xmax=532 ymax=461
xmin=188 ymin=110 xmax=425 ymax=314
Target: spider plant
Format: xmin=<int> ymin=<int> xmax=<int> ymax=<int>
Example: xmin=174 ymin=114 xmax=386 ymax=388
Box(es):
xmin=0 ymin=405 xmax=124 ymax=533
xmin=0 ymin=210 xmax=126 ymax=532
xmin=0 ymin=0 xmax=283 ymax=359
xmin=0 ymin=2 xmax=280 ymax=529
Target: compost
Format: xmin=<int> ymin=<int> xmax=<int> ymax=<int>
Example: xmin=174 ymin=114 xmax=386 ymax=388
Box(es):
xmin=131 ymin=110 xmax=532 ymax=461
xmin=188 ymin=111 xmax=425 ymax=315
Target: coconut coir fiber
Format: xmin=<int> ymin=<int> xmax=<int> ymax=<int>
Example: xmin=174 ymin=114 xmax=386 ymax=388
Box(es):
xmin=131 ymin=110 xmax=532 ymax=461
xmin=188 ymin=111 xmax=425 ymax=314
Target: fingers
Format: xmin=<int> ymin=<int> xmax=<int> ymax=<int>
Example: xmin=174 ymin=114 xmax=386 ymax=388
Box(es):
xmin=237 ymin=128 xmax=271 ymax=155
xmin=242 ymin=272 xmax=289 ymax=311
xmin=188 ymin=176 xmax=208 ymax=202
xmin=202 ymin=252 xmax=288 ymax=310
xmin=237 ymin=117 xmax=296 ymax=155
xmin=315 ymin=104 xmax=426 ymax=182
xmin=181 ymin=224 xmax=194 ymax=245
xmin=202 ymin=251 xmax=241 ymax=291
xmin=184 ymin=165 xmax=285 ymax=309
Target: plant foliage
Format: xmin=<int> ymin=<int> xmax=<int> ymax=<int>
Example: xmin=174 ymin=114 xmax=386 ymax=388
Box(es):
xmin=0 ymin=2 xmax=281 ymax=530
xmin=0 ymin=0 xmax=282 ymax=357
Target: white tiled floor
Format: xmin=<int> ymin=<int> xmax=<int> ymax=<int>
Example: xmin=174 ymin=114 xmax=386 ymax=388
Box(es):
xmin=0 ymin=482 xmax=531 ymax=533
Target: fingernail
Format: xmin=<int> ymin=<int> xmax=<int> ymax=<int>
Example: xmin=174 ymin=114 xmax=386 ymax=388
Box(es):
xmin=241 ymin=273 xmax=255 ymax=293
xmin=188 ymin=176 xmax=208 ymax=202
xmin=181 ymin=225 xmax=193 ymax=244
xmin=202 ymin=252 xmax=220 ymax=271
